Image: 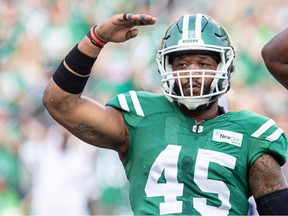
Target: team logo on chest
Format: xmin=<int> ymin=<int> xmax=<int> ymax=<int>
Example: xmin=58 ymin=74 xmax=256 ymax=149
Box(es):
xmin=212 ymin=129 xmax=243 ymax=147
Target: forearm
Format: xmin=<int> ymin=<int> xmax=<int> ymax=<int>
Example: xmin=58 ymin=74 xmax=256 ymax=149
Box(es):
xmin=43 ymin=12 xmax=157 ymax=107
xmin=42 ymin=26 xmax=106 ymax=137
xmin=78 ymin=34 xmax=102 ymax=58
xmin=43 ymin=12 xmax=157 ymax=111
xmin=43 ymin=50 xmax=96 ymax=114
xmin=43 ymin=25 xmax=104 ymax=106
xmin=256 ymin=188 xmax=288 ymax=215
xmin=262 ymin=28 xmax=288 ymax=89
xmin=42 ymin=13 xmax=156 ymax=153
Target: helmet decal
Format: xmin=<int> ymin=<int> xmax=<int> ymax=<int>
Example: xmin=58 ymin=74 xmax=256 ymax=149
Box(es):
xmin=182 ymin=14 xmax=202 ymax=41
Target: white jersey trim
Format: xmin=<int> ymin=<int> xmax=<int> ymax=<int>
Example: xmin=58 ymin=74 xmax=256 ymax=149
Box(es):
xmin=118 ymin=93 xmax=129 ymax=112
xmin=251 ymin=119 xmax=275 ymax=138
xmin=266 ymin=128 xmax=283 ymax=142
xmin=129 ymin=90 xmax=145 ymax=117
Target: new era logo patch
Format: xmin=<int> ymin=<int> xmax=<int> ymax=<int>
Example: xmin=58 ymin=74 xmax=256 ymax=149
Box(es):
xmin=212 ymin=129 xmax=243 ymax=147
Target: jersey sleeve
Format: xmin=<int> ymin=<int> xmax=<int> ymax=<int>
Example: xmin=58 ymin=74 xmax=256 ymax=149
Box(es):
xmin=105 ymin=90 xmax=145 ymax=127
xmin=247 ymin=116 xmax=287 ymax=167
xmin=105 ymin=90 xmax=172 ymax=127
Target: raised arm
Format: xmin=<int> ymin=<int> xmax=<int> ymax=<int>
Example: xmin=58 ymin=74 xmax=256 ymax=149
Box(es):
xmin=42 ymin=13 xmax=157 ymax=161
xmin=262 ymin=28 xmax=288 ymax=89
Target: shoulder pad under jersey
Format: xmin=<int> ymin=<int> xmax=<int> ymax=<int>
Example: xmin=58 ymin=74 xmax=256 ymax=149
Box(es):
xmin=106 ymin=90 xmax=175 ymax=117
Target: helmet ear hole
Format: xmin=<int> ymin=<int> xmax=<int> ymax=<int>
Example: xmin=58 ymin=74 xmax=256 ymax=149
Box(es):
xmin=229 ymin=64 xmax=236 ymax=74
xmin=217 ymin=79 xmax=227 ymax=91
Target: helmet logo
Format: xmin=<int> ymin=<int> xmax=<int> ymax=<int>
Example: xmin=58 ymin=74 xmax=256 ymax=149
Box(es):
xmin=188 ymin=30 xmax=196 ymax=38
xmin=182 ymin=38 xmax=199 ymax=43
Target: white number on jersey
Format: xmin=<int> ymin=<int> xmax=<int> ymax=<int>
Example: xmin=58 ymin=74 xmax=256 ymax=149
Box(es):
xmin=194 ymin=149 xmax=236 ymax=215
xmin=144 ymin=145 xmax=237 ymax=215
xmin=144 ymin=145 xmax=184 ymax=214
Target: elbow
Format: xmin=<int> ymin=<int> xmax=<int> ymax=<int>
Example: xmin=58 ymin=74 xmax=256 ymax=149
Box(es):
xmin=42 ymin=88 xmax=69 ymax=124
xmin=261 ymin=43 xmax=271 ymax=64
xmin=42 ymin=89 xmax=68 ymax=127
xmin=42 ymin=87 xmax=56 ymax=114
xmin=42 ymin=83 xmax=80 ymax=118
xmin=42 ymin=82 xmax=65 ymax=116
xmin=42 ymin=89 xmax=49 ymax=109
xmin=261 ymin=45 xmax=266 ymax=60
xmin=261 ymin=42 xmax=276 ymax=71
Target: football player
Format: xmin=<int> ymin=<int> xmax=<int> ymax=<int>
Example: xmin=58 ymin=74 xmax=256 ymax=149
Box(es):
xmin=43 ymin=13 xmax=288 ymax=215
xmin=262 ymin=27 xmax=288 ymax=90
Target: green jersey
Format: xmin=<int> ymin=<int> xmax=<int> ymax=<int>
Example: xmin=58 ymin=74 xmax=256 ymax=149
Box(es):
xmin=106 ymin=90 xmax=287 ymax=215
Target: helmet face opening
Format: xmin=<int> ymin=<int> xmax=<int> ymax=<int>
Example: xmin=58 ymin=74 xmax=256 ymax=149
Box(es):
xmin=157 ymin=13 xmax=235 ymax=110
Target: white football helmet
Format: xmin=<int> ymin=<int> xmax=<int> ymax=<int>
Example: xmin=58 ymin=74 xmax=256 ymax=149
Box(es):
xmin=157 ymin=13 xmax=235 ymax=110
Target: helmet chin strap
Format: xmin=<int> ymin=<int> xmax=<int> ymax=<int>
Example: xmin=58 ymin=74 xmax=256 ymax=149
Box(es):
xmin=175 ymin=97 xmax=211 ymax=110
xmin=175 ymin=94 xmax=222 ymax=110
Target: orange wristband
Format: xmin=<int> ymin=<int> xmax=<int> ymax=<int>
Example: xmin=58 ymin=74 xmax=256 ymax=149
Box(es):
xmin=87 ymin=26 xmax=107 ymax=48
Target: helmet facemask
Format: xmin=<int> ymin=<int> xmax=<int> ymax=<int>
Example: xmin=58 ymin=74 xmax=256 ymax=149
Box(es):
xmin=157 ymin=14 xmax=235 ymax=110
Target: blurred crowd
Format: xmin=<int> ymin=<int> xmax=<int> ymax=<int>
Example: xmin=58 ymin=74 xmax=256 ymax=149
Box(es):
xmin=0 ymin=0 xmax=287 ymax=215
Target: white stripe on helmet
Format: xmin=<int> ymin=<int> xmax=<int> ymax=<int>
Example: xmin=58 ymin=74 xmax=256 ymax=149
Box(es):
xmin=182 ymin=14 xmax=203 ymax=42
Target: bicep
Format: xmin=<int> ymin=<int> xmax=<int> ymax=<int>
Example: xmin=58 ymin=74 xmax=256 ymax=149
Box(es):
xmin=65 ymin=97 xmax=128 ymax=149
xmin=43 ymin=79 xmax=129 ymax=152
xmin=249 ymin=154 xmax=288 ymax=199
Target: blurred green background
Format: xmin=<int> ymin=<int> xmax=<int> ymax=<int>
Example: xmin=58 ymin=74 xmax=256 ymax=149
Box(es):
xmin=0 ymin=0 xmax=287 ymax=215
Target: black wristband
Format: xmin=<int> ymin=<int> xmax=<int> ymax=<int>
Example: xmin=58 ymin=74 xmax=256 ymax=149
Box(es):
xmin=256 ymin=188 xmax=288 ymax=215
xmin=64 ymin=44 xmax=96 ymax=76
xmin=53 ymin=61 xmax=89 ymax=94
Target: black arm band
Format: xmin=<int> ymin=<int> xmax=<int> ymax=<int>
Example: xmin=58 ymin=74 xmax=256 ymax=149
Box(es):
xmin=256 ymin=188 xmax=288 ymax=215
xmin=64 ymin=44 xmax=96 ymax=76
xmin=52 ymin=61 xmax=89 ymax=94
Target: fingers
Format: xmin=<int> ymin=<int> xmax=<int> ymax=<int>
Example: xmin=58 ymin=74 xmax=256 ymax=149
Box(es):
xmin=95 ymin=13 xmax=156 ymax=43
xmin=126 ymin=29 xmax=139 ymax=40
xmin=121 ymin=13 xmax=157 ymax=26
xmin=123 ymin=13 xmax=133 ymax=21
xmin=139 ymin=14 xmax=146 ymax=25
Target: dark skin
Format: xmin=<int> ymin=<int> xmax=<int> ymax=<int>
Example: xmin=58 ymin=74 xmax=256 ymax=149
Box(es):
xmin=262 ymin=27 xmax=288 ymax=90
xmin=171 ymin=54 xmax=220 ymax=122
xmin=42 ymin=13 xmax=287 ymax=204
xmin=249 ymin=154 xmax=287 ymax=198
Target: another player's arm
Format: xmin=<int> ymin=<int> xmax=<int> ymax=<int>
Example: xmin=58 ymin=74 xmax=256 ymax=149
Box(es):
xmin=249 ymin=154 xmax=288 ymax=214
xmin=261 ymin=28 xmax=288 ymax=90
xmin=42 ymin=13 xmax=157 ymax=161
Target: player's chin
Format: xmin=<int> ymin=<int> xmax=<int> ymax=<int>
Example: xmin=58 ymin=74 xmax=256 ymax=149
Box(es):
xmin=183 ymin=87 xmax=201 ymax=97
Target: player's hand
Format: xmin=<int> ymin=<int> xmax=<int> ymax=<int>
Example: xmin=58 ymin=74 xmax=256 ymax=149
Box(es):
xmin=94 ymin=13 xmax=157 ymax=43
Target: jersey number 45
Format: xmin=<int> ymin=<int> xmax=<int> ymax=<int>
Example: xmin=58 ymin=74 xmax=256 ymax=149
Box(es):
xmin=144 ymin=144 xmax=236 ymax=215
